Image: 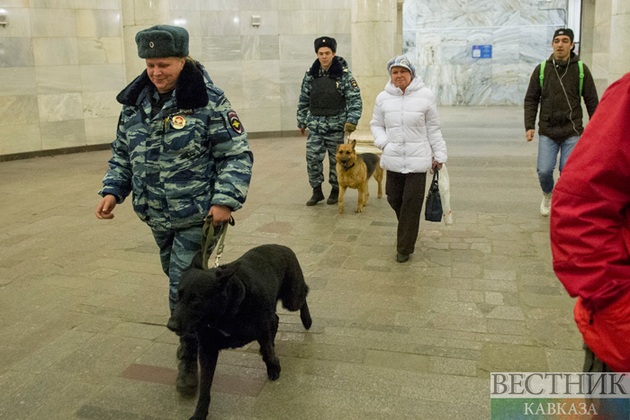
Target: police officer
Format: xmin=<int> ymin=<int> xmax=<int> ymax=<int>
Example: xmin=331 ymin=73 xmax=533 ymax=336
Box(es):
xmin=95 ymin=25 xmax=253 ymax=396
xmin=297 ymin=36 xmax=363 ymax=206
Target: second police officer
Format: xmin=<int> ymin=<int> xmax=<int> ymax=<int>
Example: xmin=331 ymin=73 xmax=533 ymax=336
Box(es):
xmin=297 ymin=36 xmax=363 ymax=206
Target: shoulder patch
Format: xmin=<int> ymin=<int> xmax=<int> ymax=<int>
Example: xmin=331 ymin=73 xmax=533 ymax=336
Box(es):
xmin=227 ymin=111 xmax=243 ymax=135
xmin=350 ymin=79 xmax=358 ymax=89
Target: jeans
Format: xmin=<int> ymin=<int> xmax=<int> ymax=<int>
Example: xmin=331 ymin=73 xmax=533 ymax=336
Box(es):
xmin=537 ymin=135 xmax=580 ymax=194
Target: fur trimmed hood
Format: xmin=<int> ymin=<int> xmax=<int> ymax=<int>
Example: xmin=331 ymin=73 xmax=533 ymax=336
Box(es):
xmin=308 ymin=56 xmax=349 ymax=78
xmin=117 ymin=59 xmax=210 ymax=109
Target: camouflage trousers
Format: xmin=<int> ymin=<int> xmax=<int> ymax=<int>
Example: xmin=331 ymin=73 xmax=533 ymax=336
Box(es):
xmin=306 ymin=129 xmax=344 ymax=189
xmin=151 ymin=224 xmax=218 ymax=311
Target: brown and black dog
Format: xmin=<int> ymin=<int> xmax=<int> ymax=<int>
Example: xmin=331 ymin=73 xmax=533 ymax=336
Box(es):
xmin=335 ymin=139 xmax=383 ymax=214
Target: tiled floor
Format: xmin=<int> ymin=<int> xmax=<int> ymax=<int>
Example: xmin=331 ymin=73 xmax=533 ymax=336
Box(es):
xmin=0 ymin=107 xmax=584 ymax=420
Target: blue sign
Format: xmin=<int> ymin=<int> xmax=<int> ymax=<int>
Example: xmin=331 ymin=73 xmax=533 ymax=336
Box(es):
xmin=472 ymin=45 xmax=492 ymax=59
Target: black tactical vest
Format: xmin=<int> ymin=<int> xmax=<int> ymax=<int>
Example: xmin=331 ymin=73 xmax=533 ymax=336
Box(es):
xmin=309 ymin=77 xmax=345 ymax=116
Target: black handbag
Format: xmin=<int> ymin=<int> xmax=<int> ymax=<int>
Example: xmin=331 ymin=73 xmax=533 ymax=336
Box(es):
xmin=425 ymin=169 xmax=443 ymax=222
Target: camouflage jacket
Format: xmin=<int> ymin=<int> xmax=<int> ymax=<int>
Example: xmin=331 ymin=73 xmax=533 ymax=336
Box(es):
xmin=296 ymin=56 xmax=362 ymax=133
xmin=99 ymin=60 xmax=253 ymax=230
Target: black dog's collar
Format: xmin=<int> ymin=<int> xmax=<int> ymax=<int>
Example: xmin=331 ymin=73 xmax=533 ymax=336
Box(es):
xmin=342 ymin=162 xmax=355 ymax=170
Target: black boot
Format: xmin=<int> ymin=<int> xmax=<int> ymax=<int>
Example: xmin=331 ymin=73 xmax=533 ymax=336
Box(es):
xmin=327 ymin=187 xmax=339 ymax=205
xmin=306 ymin=185 xmax=325 ymax=206
xmin=176 ymin=335 xmax=198 ymax=396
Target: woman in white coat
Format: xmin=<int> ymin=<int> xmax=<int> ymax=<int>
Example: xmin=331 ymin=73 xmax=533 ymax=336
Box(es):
xmin=370 ymin=55 xmax=447 ymax=263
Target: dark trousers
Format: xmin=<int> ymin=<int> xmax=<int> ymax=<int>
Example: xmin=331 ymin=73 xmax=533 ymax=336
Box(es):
xmin=386 ymin=171 xmax=427 ymax=255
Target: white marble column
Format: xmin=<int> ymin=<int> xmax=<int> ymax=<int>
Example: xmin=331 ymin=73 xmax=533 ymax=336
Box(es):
xmin=608 ymin=0 xmax=630 ymax=84
xmin=121 ymin=0 xmax=169 ymax=84
xmin=351 ymin=0 xmax=401 ymax=139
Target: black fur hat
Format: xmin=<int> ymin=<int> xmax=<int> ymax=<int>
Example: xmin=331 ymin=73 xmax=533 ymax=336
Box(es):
xmin=314 ymin=36 xmax=337 ymax=53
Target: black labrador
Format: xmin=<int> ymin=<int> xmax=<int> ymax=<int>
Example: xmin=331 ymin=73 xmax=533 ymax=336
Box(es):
xmin=167 ymin=244 xmax=312 ymax=420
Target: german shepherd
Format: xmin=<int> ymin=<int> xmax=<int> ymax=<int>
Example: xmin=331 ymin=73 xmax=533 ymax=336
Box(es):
xmin=167 ymin=245 xmax=312 ymax=420
xmin=335 ymin=140 xmax=383 ymax=214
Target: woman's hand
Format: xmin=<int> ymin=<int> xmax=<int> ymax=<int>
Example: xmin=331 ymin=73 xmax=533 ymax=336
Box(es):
xmin=431 ymin=160 xmax=443 ymax=173
xmin=95 ymin=195 xmax=117 ymax=219
xmin=207 ymin=205 xmax=232 ymax=226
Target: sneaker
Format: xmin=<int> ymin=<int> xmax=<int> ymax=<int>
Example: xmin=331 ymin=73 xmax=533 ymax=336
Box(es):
xmin=540 ymin=192 xmax=552 ymax=217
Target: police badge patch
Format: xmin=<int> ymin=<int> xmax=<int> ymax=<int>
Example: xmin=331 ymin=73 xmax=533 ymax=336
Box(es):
xmin=228 ymin=111 xmax=243 ymax=134
xmin=350 ymin=79 xmax=358 ymax=89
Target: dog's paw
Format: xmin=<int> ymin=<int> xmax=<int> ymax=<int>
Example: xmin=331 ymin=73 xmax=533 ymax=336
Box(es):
xmin=355 ymin=207 xmax=363 ymax=213
xmin=267 ymin=361 xmax=281 ymax=381
xmin=338 ymin=206 xmax=345 ymax=214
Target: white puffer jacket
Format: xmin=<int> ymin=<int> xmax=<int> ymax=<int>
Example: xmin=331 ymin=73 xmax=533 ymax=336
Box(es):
xmin=370 ymin=76 xmax=447 ymax=174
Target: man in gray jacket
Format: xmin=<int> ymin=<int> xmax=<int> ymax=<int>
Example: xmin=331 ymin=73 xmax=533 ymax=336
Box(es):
xmin=524 ymin=28 xmax=598 ymax=217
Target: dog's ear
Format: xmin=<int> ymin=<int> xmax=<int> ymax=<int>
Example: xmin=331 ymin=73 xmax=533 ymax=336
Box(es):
xmin=189 ymin=251 xmax=205 ymax=270
xmin=351 ymin=139 xmax=356 ymax=149
xmin=336 ymin=144 xmax=342 ymax=152
xmin=225 ymin=279 xmax=246 ymax=317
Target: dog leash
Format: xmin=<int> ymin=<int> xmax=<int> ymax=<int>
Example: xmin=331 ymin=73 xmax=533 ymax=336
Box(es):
xmin=201 ymin=215 xmax=235 ymax=270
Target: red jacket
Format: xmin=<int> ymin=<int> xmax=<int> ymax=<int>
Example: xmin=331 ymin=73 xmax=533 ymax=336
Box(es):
xmin=551 ymin=73 xmax=630 ymax=371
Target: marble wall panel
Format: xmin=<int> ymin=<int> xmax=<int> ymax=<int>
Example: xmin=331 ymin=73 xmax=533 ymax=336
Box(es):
xmin=79 ymin=64 xmax=125 ymax=92
xmin=170 ymin=0 xmax=200 ymax=10
xmin=0 ymin=67 xmax=36 ymax=96
xmin=77 ymin=38 xmax=124 ymax=65
xmin=593 ymin=25 xmax=611 ymax=53
xmin=240 ymin=35 xmax=280 ymax=61
xmin=199 ymin=0 xmax=239 ymax=11
xmin=519 ymin=27 xmax=551 ymax=65
xmin=169 ymin=11 xmax=202 ymax=37
xmin=201 ymin=11 xmax=241 ymax=36
xmin=281 ymin=106 xmax=298 ymax=131
xmin=278 ymin=10 xmax=317 ymax=35
xmin=317 ymin=9 xmax=351 ymax=34
xmin=0 ymin=124 xmax=42 ymax=155
xmin=279 ymin=34 xmax=320 ymax=60
xmin=35 ymin=65 xmax=82 ymax=94
xmin=201 ymin=60 xmax=244 ymax=109
xmin=280 ymin=82 xmax=301 ymax=107
xmin=29 ymin=0 xmax=74 ymax=9
xmin=30 ymin=9 xmax=77 ymax=38
xmin=202 ymin=36 xmax=243 ymax=62
xmin=82 ymin=91 xmax=120 ymax=119
xmin=189 ymin=36 xmax=203 ymax=60
xmin=75 ymin=0 xmax=120 ymax=9
xmin=1 ymin=7 xmax=31 ymax=37
xmin=0 ymin=38 xmax=35 ymax=67
xmin=462 ymin=64 xmax=492 ymax=105
xmin=241 ymin=60 xmax=281 ymax=108
xmin=240 ymin=0 xmax=278 ymax=10
xmin=239 ymin=11 xmax=279 ymax=36
xmin=317 ymin=0 xmax=350 ymax=9
xmin=240 ymin=107 xmax=281 ymax=132
xmin=84 ymin=116 xmax=117 ymax=145
xmin=32 ymin=37 xmax=79 ymax=66
xmin=76 ymin=9 xmax=122 ymax=38
xmin=37 ymin=92 xmax=84 ymax=122
xmin=0 ymin=0 xmax=31 ymax=6
xmin=277 ymin=0 xmax=311 ymax=10
xmin=40 ymin=119 xmax=86 ymax=149
xmin=280 ymin=59 xmax=311 ymax=84
xmin=492 ymin=27 xmax=520 ymax=64
xmin=0 ymin=95 xmax=39 ymax=126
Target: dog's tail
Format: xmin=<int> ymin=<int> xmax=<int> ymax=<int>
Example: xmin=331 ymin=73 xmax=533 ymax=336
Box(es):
xmin=278 ymin=248 xmax=311 ymax=330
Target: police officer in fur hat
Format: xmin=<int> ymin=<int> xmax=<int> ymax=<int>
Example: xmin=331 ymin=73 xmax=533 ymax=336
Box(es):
xmin=297 ymin=36 xmax=363 ymax=206
xmin=95 ymin=25 xmax=253 ymax=396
